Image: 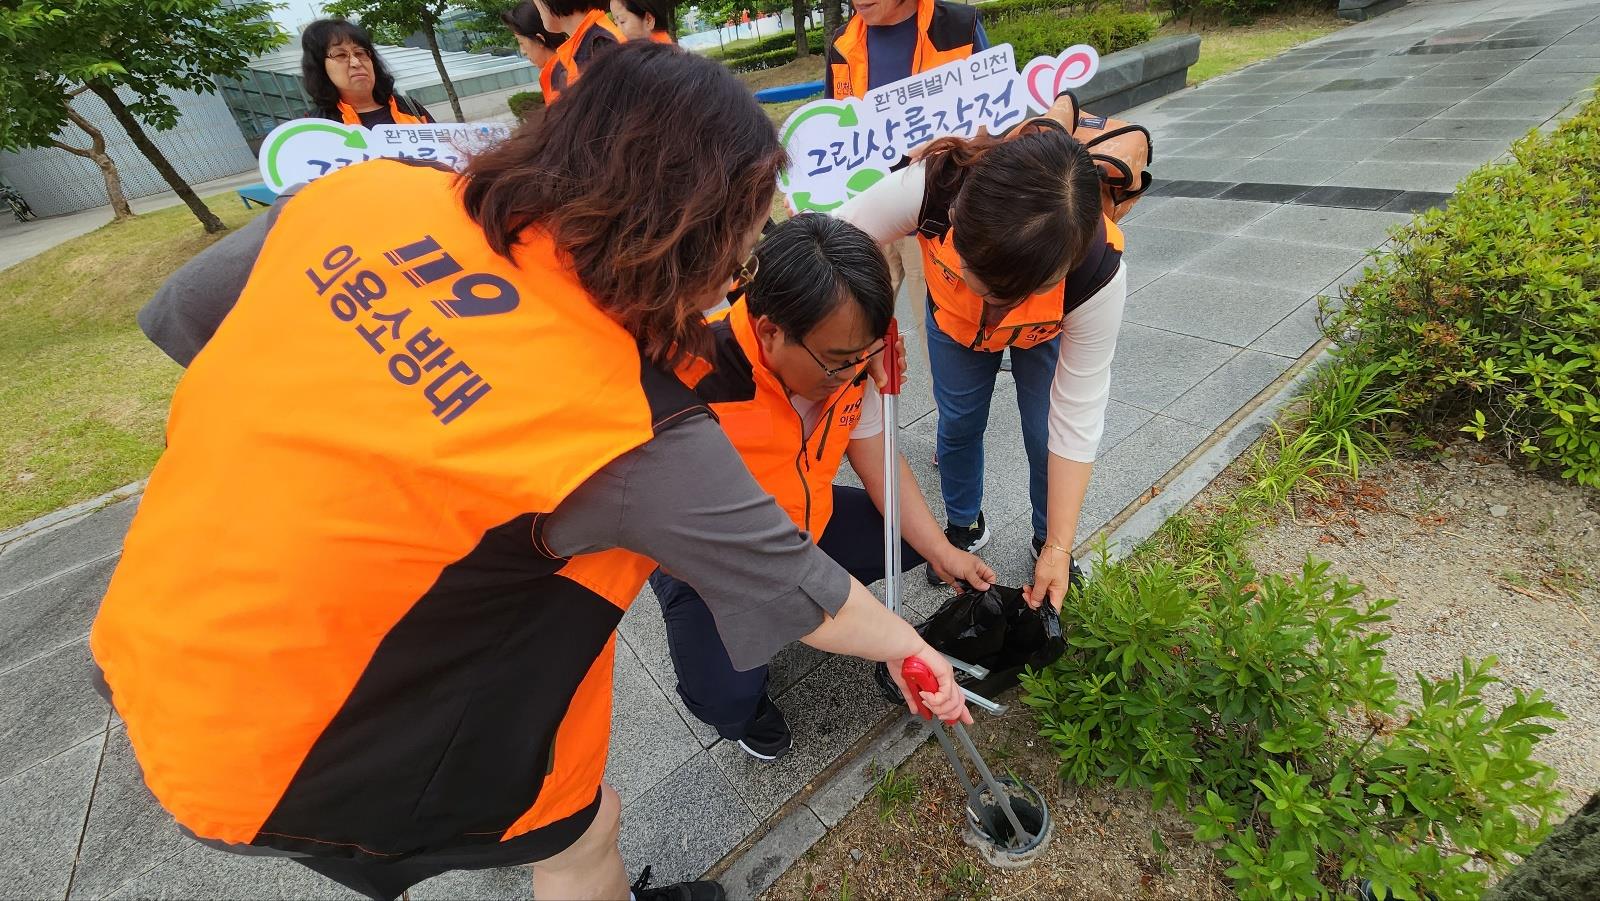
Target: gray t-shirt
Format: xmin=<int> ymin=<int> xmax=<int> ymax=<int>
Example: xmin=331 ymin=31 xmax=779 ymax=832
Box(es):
xmin=138 ymin=189 xmax=848 ymax=670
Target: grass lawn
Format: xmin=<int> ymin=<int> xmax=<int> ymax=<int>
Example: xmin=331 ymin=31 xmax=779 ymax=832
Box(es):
xmin=0 ymin=195 xmax=264 ymax=530
xmin=1166 ymin=10 xmax=1347 ymax=85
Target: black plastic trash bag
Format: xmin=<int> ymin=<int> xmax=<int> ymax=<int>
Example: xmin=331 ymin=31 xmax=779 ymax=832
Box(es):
xmin=875 ymin=583 xmax=1070 ymax=703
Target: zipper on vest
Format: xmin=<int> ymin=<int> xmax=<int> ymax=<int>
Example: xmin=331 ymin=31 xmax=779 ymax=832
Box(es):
xmin=789 ymin=402 xmax=812 ymax=533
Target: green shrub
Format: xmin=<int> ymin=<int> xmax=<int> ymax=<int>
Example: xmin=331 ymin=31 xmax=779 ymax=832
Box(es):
xmin=986 ymin=11 xmax=1159 ymax=62
xmin=507 ymin=90 xmax=543 ymax=120
xmin=727 ymin=46 xmax=801 ymax=72
xmin=1158 ymin=0 xmax=1335 ymax=25
xmin=979 ymin=0 xmax=1115 ymax=23
xmin=708 ymin=27 xmax=825 ymax=63
xmin=1022 ymin=548 xmax=1566 ymax=900
xmin=1325 ymin=85 xmax=1600 ymax=487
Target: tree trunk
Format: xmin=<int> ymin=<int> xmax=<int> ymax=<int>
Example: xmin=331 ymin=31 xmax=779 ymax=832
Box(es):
xmin=791 ymin=0 xmax=810 ymax=56
xmin=86 ymin=81 xmax=224 ymax=234
xmin=823 ymin=0 xmax=843 ymax=37
xmin=422 ymin=24 xmax=466 ymax=122
xmin=52 ymin=104 xmax=134 ymax=222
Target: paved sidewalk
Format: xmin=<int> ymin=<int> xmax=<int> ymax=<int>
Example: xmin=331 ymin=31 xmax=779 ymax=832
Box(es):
xmin=2 ymin=0 xmax=1597 ymax=897
xmin=0 ymin=171 xmax=263 ymax=273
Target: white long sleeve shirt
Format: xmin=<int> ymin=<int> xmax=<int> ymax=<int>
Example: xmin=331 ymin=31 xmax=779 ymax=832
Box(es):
xmin=836 ymin=164 xmax=1126 ymax=463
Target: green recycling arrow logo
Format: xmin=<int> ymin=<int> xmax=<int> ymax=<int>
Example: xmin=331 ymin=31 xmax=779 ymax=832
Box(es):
xmin=778 ymin=100 xmax=887 ymax=213
xmin=263 ymin=122 xmax=369 ymax=189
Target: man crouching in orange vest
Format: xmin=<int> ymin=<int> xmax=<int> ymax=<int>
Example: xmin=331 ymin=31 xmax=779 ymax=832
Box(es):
xmin=662 ymin=213 xmax=996 ymax=760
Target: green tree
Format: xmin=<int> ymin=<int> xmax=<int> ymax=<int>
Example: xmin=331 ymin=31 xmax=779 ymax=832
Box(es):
xmin=455 ymin=0 xmax=520 ymax=53
xmin=0 ymin=0 xmax=284 ymax=232
xmin=326 ymin=0 xmax=468 ymax=122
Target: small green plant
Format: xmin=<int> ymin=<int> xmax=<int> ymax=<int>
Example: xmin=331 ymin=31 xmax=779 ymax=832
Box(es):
xmin=838 ymin=870 xmax=852 ymax=901
xmin=507 ymin=90 xmax=543 ymax=120
xmin=1327 ymin=83 xmax=1600 ymax=487
xmin=940 ymin=860 xmax=989 ymax=898
xmin=1022 ymin=545 xmax=1566 ymax=900
xmin=873 ymin=766 xmax=920 ymax=822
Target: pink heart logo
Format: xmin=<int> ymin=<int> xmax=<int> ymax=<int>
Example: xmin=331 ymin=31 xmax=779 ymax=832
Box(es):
xmin=1022 ymin=44 xmax=1101 ymax=111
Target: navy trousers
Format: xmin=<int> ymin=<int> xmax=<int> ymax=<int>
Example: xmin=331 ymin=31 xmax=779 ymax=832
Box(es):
xmin=649 ymin=485 xmax=925 ymax=741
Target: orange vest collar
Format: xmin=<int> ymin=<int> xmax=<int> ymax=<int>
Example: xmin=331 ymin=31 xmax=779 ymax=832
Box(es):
xmin=337 ymin=95 xmax=424 ymax=125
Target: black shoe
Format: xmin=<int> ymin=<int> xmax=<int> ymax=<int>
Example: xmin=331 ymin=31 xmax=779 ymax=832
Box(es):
xmin=632 ymin=866 xmax=727 ymax=901
xmin=735 ymin=695 xmax=792 ymax=761
xmin=926 ymin=513 xmax=989 ymax=584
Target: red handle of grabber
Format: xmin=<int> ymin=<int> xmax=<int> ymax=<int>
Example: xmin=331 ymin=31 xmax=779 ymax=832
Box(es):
xmin=902 ymin=657 xmax=956 ymax=723
xmin=881 ymin=318 xmax=903 ymax=396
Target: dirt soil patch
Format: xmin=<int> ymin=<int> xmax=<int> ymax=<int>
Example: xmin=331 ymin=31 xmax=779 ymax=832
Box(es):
xmin=766 ymin=702 xmax=1230 ymax=900
xmin=737 ymin=55 xmax=827 ymax=92
xmin=1240 ymin=442 xmax=1600 ymax=813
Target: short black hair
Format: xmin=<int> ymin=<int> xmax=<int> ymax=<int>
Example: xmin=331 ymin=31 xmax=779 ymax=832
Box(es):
xmin=541 ymin=0 xmax=610 ymax=20
xmin=501 ymin=1 xmax=569 ymax=49
xmin=614 ymin=0 xmax=675 ymax=35
xmin=747 ymin=214 xmax=893 ymax=342
xmin=301 ymin=19 xmax=395 ymax=116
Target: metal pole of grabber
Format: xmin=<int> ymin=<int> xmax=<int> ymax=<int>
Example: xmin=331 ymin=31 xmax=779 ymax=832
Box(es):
xmin=878 ymin=318 xmax=1004 ymax=717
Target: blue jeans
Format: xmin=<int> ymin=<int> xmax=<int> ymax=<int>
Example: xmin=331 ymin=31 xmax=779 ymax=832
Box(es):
xmin=651 ymin=485 xmax=924 ymax=741
xmin=924 ymin=299 xmax=1057 ymax=543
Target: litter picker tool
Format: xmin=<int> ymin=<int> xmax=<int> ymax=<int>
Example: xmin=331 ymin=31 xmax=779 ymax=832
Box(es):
xmin=876 ymin=319 xmax=1002 ymax=715
xmin=903 ymin=657 xmax=1052 ymax=865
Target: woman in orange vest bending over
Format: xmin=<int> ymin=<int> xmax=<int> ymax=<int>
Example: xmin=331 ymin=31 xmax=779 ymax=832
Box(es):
xmin=101 ymin=45 xmax=966 ymax=901
xmin=503 ymin=0 xmax=569 ymax=79
xmin=838 ymin=121 xmax=1128 ymax=611
xmin=535 ymin=0 xmax=625 ymax=102
xmin=609 ymin=0 xmax=674 ymax=42
xmin=302 ymin=19 xmax=434 ymax=126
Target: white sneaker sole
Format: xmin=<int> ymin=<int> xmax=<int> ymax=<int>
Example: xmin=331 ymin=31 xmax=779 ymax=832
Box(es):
xmin=964 ymin=525 xmax=991 ymax=553
xmin=737 ymin=739 xmax=786 ymax=761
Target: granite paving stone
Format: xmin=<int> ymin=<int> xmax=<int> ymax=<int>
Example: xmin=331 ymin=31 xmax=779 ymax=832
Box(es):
xmin=104 ymin=838 xmax=287 ymax=899
xmin=709 ymin=655 xmax=893 ymax=819
xmin=0 ymin=737 xmax=104 ymax=901
xmin=1435 ymin=99 xmax=1569 ymax=121
xmin=68 ymin=726 xmax=191 ymax=901
xmin=1343 ymin=100 xmax=1457 ymax=119
xmin=1146 ymin=155 xmax=1239 ymax=181
xmin=275 ymin=860 xmax=370 ymax=900
xmin=1167 ymin=136 xmax=1294 ymax=160
xmin=1369 ymin=137 xmax=1510 ymax=163
xmin=1247 ymin=102 xmax=1359 ymax=121
xmin=1079 ymin=416 xmax=1212 ymax=526
xmin=1210 ymin=158 xmax=1356 ymax=187
xmin=1404 ymin=116 xmax=1545 ymax=141
xmin=1125 ymin=273 xmax=1310 ymax=347
xmin=618 ymin=605 xmax=723 ymax=750
xmin=1117 ymin=224 xmax=1227 ymax=272
xmin=607 ymin=641 xmax=702 ymax=806
xmin=1295 ymin=185 xmax=1405 ymax=211
xmin=618 ymin=753 xmax=756 ymax=885
xmin=1108 ymin=323 xmax=1238 ymax=413
xmin=1208 ymin=118 xmax=1321 ymax=140
xmin=408 ymin=866 xmax=533 ymax=900
xmin=0 ymin=498 xmax=136 ymax=598
xmin=1304 ymin=117 xmax=1433 ymax=140
xmin=0 ymin=640 xmax=109 ymax=783
xmin=0 ymin=554 xmax=116 ymax=674
xmin=1335 ymin=159 xmax=1481 ymax=193
xmin=1530 ymin=42 xmax=1600 ymax=58
xmin=1123 ymin=197 xmax=1279 ymax=235
xmin=1240 ymin=205 xmax=1412 ymax=250
xmin=1260 ymin=136 xmax=1396 ymax=161
xmin=1249 ymin=296 xmax=1327 ymax=360
xmin=715 ymin=807 xmax=826 ymax=898
xmin=1163 ymin=350 xmax=1295 ymax=429
xmin=1473 ymin=83 xmax=1596 ymax=102
xmin=1180 ymin=236 xmax=1367 ymax=294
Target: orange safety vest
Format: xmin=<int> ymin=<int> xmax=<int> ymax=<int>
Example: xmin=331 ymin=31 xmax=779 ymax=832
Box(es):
xmin=918 ymin=214 xmax=1124 ymax=352
xmin=686 ymin=301 xmax=867 ymax=537
xmin=541 ymin=10 xmax=624 ymax=103
xmin=648 ymin=29 xmax=673 ymax=44
xmin=337 ymin=95 xmax=428 ymax=125
xmin=826 ymin=0 xmax=979 ymax=100
xmin=91 ymin=159 xmax=706 ymax=860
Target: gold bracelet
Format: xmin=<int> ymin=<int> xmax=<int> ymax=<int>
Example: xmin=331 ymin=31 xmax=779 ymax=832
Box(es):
xmin=1040 ymin=542 xmax=1072 ymax=560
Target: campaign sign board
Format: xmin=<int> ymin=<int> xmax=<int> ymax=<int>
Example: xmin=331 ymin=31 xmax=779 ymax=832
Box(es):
xmin=258 ymin=119 xmax=515 ymax=193
xmin=779 ymin=43 xmax=1101 ymax=213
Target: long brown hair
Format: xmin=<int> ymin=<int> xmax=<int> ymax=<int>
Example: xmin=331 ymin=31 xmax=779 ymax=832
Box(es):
xmin=920 ymin=122 xmax=1102 ymax=303
xmin=460 ymin=42 xmax=785 ymax=368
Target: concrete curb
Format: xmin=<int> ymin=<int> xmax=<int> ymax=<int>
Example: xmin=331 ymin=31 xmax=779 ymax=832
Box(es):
xmin=0 ymin=480 xmax=145 ymax=550
xmin=707 ymin=341 xmax=1335 ymax=897
xmin=1080 ymin=35 xmax=1203 ymax=116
